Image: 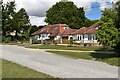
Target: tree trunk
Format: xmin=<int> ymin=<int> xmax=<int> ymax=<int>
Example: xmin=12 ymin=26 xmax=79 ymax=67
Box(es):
xmin=15 ymin=30 xmax=18 ymax=40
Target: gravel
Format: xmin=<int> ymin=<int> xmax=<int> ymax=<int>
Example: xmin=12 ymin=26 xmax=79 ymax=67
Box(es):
xmin=0 ymin=45 xmax=119 ymax=78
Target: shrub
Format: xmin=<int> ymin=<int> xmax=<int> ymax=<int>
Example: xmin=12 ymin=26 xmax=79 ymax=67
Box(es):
xmin=32 ymin=40 xmax=41 ymax=44
xmin=84 ymin=43 xmax=87 ymax=47
xmin=47 ymin=42 xmax=52 ymax=45
xmin=3 ymin=37 xmax=11 ymax=43
xmin=53 ymin=40 xmax=57 ymax=45
xmin=68 ymin=37 xmax=73 ymax=47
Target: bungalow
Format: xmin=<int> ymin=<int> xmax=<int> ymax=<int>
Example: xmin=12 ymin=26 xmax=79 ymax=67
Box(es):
xmin=31 ymin=24 xmax=76 ymax=44
xmin=32 ymin=23 xmax=99 ymax=45
xmin=71 ymin=24 xmax=99 ymax=45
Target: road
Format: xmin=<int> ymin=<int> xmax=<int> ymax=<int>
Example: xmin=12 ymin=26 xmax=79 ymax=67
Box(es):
xmin=0 ymin=45 xmax=118 ymax=78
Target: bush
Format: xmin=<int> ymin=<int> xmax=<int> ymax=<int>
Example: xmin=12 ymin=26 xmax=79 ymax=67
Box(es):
xmin=53 ymin=40 xmax=57 ymax=45
xmin=32 ymin=40 xmax=41 ymax=44
xmin=84 ymin=43 xmax=87 ymax=47
xmin=3 ymin=37 xmax=11 ymax=43
xmin=68 ymin=37 xmax=73 ymax=47
xmin=47 ymin=42 xmax=52 ymax=45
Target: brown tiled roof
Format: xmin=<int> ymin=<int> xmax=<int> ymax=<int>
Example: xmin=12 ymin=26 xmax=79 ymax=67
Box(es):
xmin=31 ymin=24 xmax=68 ymax=36
xmin=72 ymin=27 xmax=89 ymax=34
xmin=61 ymin=28 xmax=77 ymax=37
xmin=32 ymin=23 xmax=98 ymax=36
xmin=86 ymin=27 xmax=97 ymax=34
xmin=72 ymin=23 xmax=99 ymax=35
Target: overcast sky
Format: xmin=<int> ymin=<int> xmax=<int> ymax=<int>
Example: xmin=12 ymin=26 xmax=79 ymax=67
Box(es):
xmin=3 ymin=0 xmax=118 ymax=26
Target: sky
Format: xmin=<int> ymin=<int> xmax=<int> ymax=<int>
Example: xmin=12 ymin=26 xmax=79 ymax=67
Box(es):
xmin=3 ymin=0 xmax=118 ymax=26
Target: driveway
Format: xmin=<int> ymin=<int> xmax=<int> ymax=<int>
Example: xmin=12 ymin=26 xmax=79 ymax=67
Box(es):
xmin=0 ymin=45 xmax=119 ymax=78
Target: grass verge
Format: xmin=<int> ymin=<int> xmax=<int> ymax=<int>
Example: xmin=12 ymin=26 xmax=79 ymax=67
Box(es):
xmin=29 ymin=45 xmax=113 ymax=51
xmin=47 ymin=51 xmax=120 ymax=66
xmin=2 ymin=59 xmax=55 ymax=78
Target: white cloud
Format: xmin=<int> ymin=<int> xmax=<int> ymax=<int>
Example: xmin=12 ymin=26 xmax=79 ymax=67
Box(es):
xmin=3 ymin=0 xmax=117 ymax=25
xmin=3 ymin=0 xmax=97 ymax=16
xmin=29 ymin=16 xmax=47 ymax=26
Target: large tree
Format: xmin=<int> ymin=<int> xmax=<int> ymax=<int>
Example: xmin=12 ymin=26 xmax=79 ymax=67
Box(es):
xmin=45 ymin=1 xmax=88 ymax=29
xmin=12 ymin=8 xmax=31 ymax=40
xmin=2 ymin=1 xmax=16 ymax=36
xmin=2 ymin=1 xmax=31 ymax=41
xmin=115 ymin=1 xmax=120 ymax=29
xmin=114 ymin=1 xmax=120 ymax=53
xmin=97 ymin=8 xmax=119 ymax=53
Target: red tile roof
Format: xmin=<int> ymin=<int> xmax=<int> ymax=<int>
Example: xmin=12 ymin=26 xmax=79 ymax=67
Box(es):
xmin=31 ymin=24 xmax=68 ymax=36
xmin=72 ymin=27 xmax=89 ymax=34
xmin=86 ymin=27 xmax=97 ymax=34
xmin=72 ymin=23 xmax=99 ymax=35
xmin=32 ymin=23 xmax=99 ymax=36
xmin=61 ymin=28 xmax=77 ymax=37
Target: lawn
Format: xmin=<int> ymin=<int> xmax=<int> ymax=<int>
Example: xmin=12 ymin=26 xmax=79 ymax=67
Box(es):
xmin=47 ymin=51 xmax=120 ymax=66
xmin=2 ymin=59 xmax=57 ymax=79
xmin=28 ymin=45 xmax=113 ymax=51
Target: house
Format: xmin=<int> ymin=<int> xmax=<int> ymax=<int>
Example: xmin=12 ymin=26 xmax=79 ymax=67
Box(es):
xmin=31 ymin=24 xmax=76 ymax=44
xmin=32 ymin=23 xmax=99 ymax=45
xmin=71 ymin=23 xmax=99 ymax=45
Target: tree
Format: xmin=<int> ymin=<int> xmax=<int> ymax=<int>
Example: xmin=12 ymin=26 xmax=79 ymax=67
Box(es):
xmin=114 ymin=1 xmax=120 ymax=53
xmin=45 ymin=1 xmax=88 ymax=29
xmin=12 ymin=8 xmax=31 ymax=40
xmin=115 ymin=1 xmax=120 ymax=29
xmin=97 ymin=9 xmax=119 ymax=51
xmin=2 ymin=1 xmax=31 ymax=41
xmin=2 ymin=1 xmax=16 ymax=36
xmin=30 ymin=25 xmax=38 ymax=36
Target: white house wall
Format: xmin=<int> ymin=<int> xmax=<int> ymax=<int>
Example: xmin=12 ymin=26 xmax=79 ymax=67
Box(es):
xmin=34 ymin=33 xmax=98 ymax=44
xmin=73 ymin=34 xmax=98 ymax=43
xmin=34 ymin=34 xmax=50 ymax=40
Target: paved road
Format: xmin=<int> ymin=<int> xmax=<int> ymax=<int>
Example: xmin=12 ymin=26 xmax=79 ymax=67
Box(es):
xmin=0 ymin=45 xmax=119 ymax=78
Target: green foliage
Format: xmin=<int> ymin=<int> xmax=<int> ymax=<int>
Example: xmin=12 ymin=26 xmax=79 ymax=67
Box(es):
xmin=45 ymin=1 xmax=89 ymax=29
xmin=97 ymin=8 xmax=120 ymax=53
xmin=114 ymin=1 xmax=120 ymax=53
xmin=2 ymin=1 xmax=31 ymax=42
xmin=3 ymin=36 xmax=11 ymax=43
xmin=30 ymin=25 xmax=38 ymax=36
xmin=115 ymin=1 xmax=120 ymax=29
xmin=2 ymin=1 xmax=16 ymax=36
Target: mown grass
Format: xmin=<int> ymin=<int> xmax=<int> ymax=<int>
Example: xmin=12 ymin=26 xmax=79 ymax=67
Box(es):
xmin=2 ymin=59 xmax=56 ymax=78
xmin=47 ymin=51 xmax=119 ymax=66
xmin=29 ymin=45 xmax=113 ymax=51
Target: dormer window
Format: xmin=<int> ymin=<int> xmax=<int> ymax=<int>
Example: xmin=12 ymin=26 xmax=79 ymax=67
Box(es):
xmin=64 ymin=26 xmax=69 ymax=30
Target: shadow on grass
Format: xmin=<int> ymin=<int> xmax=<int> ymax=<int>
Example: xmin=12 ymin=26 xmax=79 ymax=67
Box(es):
xmin=90 ymin=53 xmax=118 ymax=59
xmin=95 ymin=47 xmax=114 ymax=51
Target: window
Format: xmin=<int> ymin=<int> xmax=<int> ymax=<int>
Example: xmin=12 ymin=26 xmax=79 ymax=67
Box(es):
xmin=64 ymin=26 xmax=69 ymax=30
xmin=77 ymin=35 xmax=81 ymax=40
xmin=83 ymin=35 xmax=84 ymax=39
xmin=39 ymin=35 xmax=41 ymax=38
xmin=79 ymin=36 xmax=81 ymax=40
xmin=41 ymin=34 xmax=46 ymax=38
xmin=77 ymin=36 xmax=79 ymax=40
xmin=93 ymin=35 xmax=96 ymax=40
xmin=88 ymin=34 xmax=92 ymax=40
